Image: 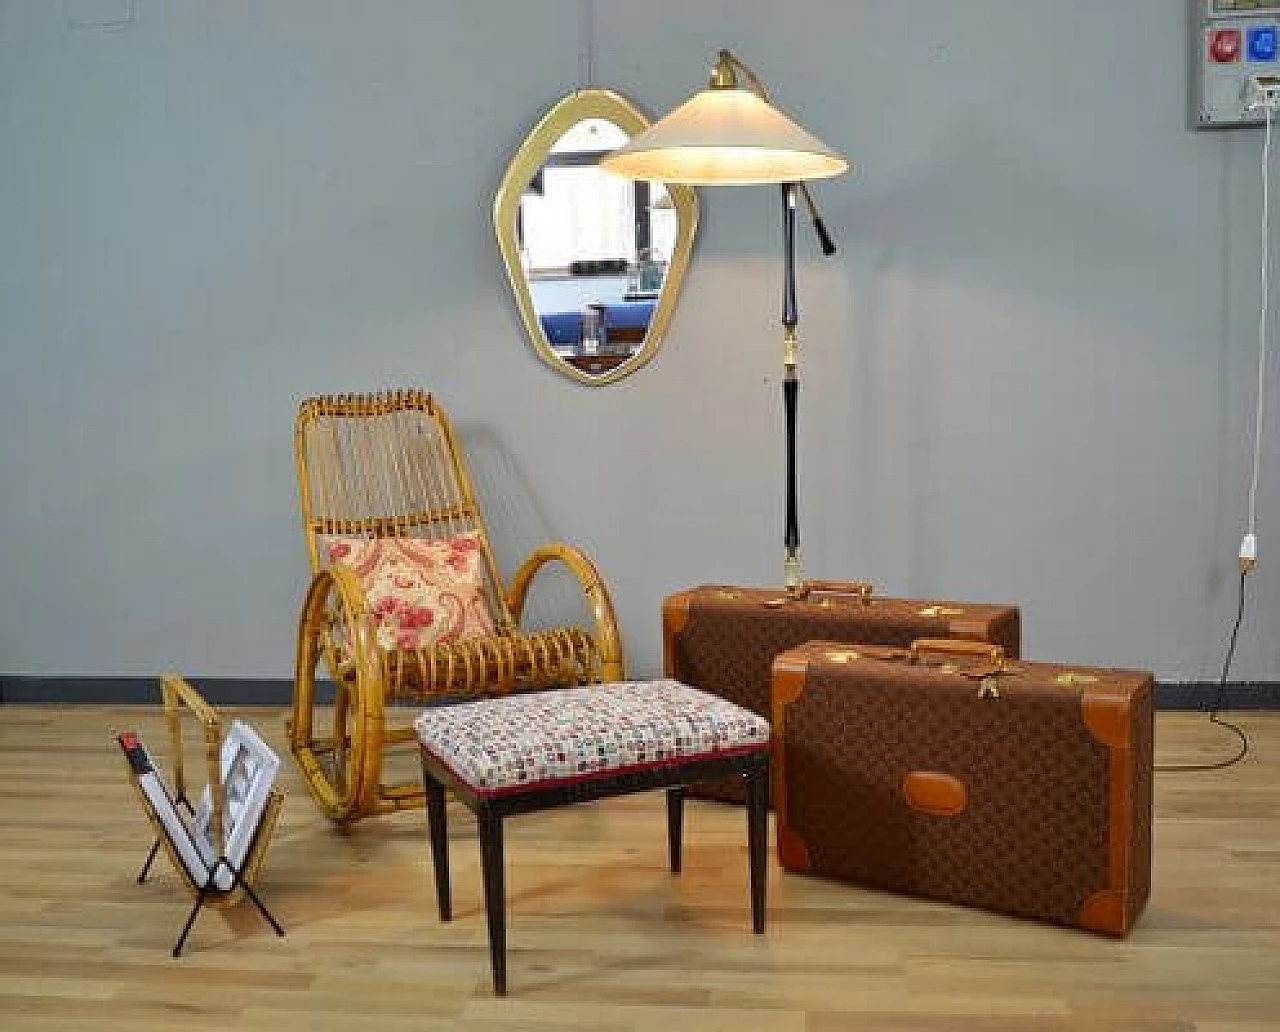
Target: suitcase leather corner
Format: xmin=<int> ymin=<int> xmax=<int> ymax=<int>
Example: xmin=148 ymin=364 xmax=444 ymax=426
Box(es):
xmin=947 ymin=606 xmax=1021 ymax=659
xmin=661 ymin=591 xmax=694 ymax=677
xmin=1080 ymin=684 xmax=1135 ymax=749
xmin=771 ymin=649 xmax=811 ymax=706
xmin=770 ymin=649 xmax=813 ymax=869
xmin=1078 ymin=889 xmax=1131 ymax=937
xmin=1079 ymin=675 xmax=1153 ymax=938
xmin=777 ymin=825 xmax=812 ymax=872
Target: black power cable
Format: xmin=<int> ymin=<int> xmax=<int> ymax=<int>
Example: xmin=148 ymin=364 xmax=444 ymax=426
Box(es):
xmin=1156 ymin=571 xmax=1250 ymax=773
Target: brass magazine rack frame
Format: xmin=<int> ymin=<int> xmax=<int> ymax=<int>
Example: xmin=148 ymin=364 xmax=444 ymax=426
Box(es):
xmin=121 ymin=674 xmax=285 ymax=957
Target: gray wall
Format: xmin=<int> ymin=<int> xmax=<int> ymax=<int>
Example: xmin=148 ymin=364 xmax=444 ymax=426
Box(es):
xmin=1 ymin=0 xmax=1276 ymax=684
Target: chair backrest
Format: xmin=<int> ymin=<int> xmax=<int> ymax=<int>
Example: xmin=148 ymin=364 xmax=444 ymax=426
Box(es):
xmin=294 ymin=391 xmax=514 ymax=631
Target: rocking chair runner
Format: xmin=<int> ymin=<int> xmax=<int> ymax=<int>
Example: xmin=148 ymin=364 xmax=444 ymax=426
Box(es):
xmin=290 ymin=390 xmax=625 ymax=821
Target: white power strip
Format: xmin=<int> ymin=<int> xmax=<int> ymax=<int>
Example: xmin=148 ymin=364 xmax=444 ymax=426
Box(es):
xmin=1243 ymin=74 xmax=1280 ymax=112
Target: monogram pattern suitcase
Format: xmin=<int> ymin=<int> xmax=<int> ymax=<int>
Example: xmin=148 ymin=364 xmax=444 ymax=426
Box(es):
xmin=662 ymin=583 xmax=1021 ymax=803
xmin=771 ymin=639 xmax=1154 ymax=937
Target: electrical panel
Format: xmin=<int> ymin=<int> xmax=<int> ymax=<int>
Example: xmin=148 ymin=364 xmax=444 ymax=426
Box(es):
xmin=1193 ymin=0 xmax=1280 ymax=128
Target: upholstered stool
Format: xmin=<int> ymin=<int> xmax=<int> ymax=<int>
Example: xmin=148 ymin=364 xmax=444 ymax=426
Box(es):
xmin=414 ymin=680 xmax=771 ymax=995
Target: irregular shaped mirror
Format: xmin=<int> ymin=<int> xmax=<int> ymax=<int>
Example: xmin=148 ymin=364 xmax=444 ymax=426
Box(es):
xmin=495 ymin=89 xmax=699 ymax=385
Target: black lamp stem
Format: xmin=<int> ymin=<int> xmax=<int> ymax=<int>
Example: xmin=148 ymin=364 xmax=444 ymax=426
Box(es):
xmin=783 ymin=183 xmax=798 ymax=327
xmin=782 ymin=183 xmax=801 ymax=595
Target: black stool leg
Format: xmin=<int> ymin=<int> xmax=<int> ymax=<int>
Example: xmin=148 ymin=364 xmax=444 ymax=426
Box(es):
xmin=745 ymin=757 xmax=768 ymax=934
xmin=478 ymin=808 xmax=507 ymax=995
xmin=666 ymin=788 xmax=684 ymax=874
xmin=424 ymin=770 xmax=452 ymax=921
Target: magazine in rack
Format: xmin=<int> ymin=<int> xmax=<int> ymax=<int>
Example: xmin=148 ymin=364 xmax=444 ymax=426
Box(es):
xmin=122 ymin=722 xmax=279 ymax=892
xmin=119 ymin=721 xmax=279 ymax=891
xmin=194 ymin=722 xmax=280 ymax=890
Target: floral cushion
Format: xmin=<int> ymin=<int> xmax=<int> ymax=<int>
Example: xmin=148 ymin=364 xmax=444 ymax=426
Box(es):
xmin=324 ymin=533 xmax=495 ymax=651
xmin=413 ymin=680 xmax=771 ymax=798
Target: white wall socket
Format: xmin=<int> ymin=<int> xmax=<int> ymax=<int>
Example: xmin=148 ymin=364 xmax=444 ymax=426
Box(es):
xmin=1243 ymin=74 xmax=1280 ymax=112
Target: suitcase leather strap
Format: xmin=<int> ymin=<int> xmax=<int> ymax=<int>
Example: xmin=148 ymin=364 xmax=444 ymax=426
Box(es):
xmin=704 ymin=582 xmax=978 ymax=621
xmin=909 ymin=638 xmax=1006 ymax=670
xmin=817 ymin=642 xmax=1014 ymax=692
xmin=760 ymin=586 xmax=970 ymax=620
xmin=761 ymin=579 xmax=875 ymax=608
xmin=816 ymin=642 xmax=1108 ymax=702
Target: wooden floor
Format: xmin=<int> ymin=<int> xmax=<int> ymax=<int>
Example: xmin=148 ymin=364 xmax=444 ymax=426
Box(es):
xmin=0 ymin=707 xmax=1277 ymax=1031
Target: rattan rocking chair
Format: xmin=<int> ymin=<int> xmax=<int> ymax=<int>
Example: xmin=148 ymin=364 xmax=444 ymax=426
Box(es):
xmin=290 ymin=390 xmax=624 ymax=822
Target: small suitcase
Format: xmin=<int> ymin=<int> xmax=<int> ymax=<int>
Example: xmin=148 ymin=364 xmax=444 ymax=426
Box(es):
xmin=771 ymin=638 xmax=1154 ymax=937
xmin=663 ymin=582 xmax=1021 ymax=803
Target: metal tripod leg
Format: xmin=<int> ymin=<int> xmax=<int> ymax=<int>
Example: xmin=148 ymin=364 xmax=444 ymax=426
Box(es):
xmin=137 ymin=839 xmax=162 ymax=884
xmin=170 ymin=858 xmax=285 ymax=958
xmin=235 ymin=873 xmax=285 ymax=937
xmin=172 ymin=877 xmax=214 ymax=958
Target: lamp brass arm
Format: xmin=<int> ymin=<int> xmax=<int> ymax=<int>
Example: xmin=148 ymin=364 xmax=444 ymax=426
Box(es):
xmin=506 ymin=543 xmax=625 ymax=682
xmin=712 ymin=49 xmax=771 ymax=102
xmin=712 ymin=49 xmax=838 ymax=256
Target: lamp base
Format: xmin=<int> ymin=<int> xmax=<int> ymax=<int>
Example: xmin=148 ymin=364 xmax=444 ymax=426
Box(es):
xmin=784 ymin=552 xmax=804 ymax=598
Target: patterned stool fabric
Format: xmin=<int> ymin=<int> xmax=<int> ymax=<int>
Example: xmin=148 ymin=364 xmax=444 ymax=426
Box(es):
xmin=413 ymin=679 xmax=771 ymax=799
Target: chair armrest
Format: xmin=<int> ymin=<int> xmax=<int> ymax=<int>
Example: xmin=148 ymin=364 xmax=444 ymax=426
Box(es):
xmin=506 ymin=543 xmax=625 ymax=681
xmin=300 ymin=563 xmax=377 ymax=676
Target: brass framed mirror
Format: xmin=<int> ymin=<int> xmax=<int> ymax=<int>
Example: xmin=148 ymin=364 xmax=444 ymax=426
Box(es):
xmin=494 ymin=89 xmax=699 ymax=386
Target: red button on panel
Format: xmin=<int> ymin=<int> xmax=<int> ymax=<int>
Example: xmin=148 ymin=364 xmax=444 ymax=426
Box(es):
xmin=1211 ymin=28 xmax=1243 ymax=63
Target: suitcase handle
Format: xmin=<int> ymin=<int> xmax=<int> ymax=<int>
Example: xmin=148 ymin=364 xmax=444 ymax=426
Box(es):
xmin=909 ymin=638 xmax=1005 ymax=671
xmin=802 ymin=579 xmax=874 ymax=605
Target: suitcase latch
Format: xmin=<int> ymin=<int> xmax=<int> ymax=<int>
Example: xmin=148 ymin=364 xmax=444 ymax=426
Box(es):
xmin=977 ymin=677 xmax=1001 ymax=700
xmin=1055 ymin=672 xmax=1099 ymax=686
xmin=918 ymin=605 xmax=965 ymax=617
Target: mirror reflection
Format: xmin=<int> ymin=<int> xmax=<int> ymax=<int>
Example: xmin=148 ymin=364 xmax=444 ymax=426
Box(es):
xmin=518 ymin=119 xmax=676 ymax=376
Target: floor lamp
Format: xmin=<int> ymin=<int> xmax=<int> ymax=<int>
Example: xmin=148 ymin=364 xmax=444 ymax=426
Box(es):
xmin=601 ymin=49 xmax=849 ymax=596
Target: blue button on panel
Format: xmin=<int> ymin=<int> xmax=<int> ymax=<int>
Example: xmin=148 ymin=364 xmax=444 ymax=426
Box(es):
xmin=1249 ymin=26 xmax=1278 ymax=62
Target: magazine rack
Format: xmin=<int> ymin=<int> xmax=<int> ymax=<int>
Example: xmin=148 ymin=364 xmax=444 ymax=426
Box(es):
xmin=120 ymin=674 xmax=285 ymax=957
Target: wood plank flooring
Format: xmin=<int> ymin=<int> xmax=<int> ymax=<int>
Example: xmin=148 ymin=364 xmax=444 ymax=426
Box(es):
xmin=0 ymin=706 xmax=1277 ymax=1030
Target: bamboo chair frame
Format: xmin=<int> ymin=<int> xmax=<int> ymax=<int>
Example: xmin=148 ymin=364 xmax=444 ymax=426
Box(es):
xmin=125 ymin=674 xmax=285 ymax=955
xmin=290 ymin=390 xmax=624 ymax=822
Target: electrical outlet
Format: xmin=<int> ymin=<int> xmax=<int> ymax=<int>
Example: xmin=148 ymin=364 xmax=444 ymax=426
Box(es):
xmin=1243 ymin=74 xmax=1280 ymax=112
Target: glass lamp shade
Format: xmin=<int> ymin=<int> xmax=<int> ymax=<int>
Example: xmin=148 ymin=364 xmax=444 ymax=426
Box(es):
xmin=599 ymin=87 xmax=848 ymax=185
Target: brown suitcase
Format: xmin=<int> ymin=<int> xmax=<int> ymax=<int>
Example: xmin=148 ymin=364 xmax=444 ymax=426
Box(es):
xmin=662 ymin=583 xmax=1021 ymax=803
xmin=771 ymin=639 xmax=1154 ymax=937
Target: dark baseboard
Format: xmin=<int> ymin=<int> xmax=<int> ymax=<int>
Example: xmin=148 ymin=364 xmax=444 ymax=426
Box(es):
xmin=2 ymin=676 xmax=1279 ymax=709
xmin=0 ymin=677 xmax=330 ymax=706
xmin=1152 ymin=681 xmax=1280 ymax=710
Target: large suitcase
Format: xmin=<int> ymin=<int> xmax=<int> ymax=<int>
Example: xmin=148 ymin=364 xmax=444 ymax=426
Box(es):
xmin=662 ymin=583 xmax=1021 ymax=803
xmin=771 ymin=638 xmax=1154 ymax=937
